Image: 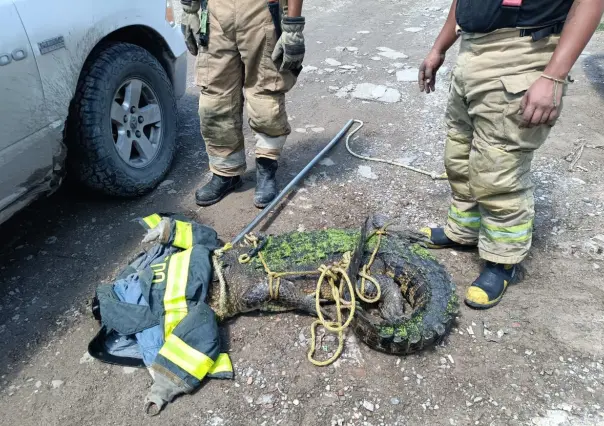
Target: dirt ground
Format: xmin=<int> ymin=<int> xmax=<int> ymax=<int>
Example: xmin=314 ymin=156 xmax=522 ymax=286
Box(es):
xmin=2 ymin=0 xmax=604 ymax=425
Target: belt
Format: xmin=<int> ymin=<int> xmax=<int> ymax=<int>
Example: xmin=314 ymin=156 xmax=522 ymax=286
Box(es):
xmin=519 ymin=21 xmax=564 ymax=41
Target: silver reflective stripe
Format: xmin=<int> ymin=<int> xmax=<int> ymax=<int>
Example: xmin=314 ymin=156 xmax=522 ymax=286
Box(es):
xmin=254 ymin=133 xmax=287 ymax=151
xmin=208 ymin=150 xmax=246 ymax=169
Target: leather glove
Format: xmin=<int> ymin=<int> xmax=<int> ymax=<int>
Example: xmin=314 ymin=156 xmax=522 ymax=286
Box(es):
xmin=180 ymin=0 xmax=201 ymax=56
xmin=271 ymin=16 xmax=305 ymax=73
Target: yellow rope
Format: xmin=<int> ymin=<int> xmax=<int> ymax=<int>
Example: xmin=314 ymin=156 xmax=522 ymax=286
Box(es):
xmin=232 ymin=229 xmax=387 ymax=367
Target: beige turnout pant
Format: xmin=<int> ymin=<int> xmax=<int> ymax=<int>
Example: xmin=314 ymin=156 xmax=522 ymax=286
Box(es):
xmin=196 ymin=0 xmax=298 ymax=176
xmin=444 ymin=29 xmax=564 ymax=264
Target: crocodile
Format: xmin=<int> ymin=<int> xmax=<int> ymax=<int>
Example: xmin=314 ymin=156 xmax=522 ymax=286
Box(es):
xmin=205 ymin=214 xmax=460 ymax=355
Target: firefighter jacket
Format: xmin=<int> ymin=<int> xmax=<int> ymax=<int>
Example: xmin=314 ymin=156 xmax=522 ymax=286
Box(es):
xmin=88 ymin=213 xmax=233 ymax=415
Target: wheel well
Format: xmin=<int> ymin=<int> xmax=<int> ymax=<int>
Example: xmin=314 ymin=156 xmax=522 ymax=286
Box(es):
xmin=64 ymin=25 xmax=177 ymax=151
xmin=100 ymin=26 xmax=176 ymax=84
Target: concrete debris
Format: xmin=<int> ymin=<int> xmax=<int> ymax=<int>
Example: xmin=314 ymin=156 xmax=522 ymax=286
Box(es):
xmin=301 ymin=65 xmax=318 ymax=73
xmin=335 ymin=46 xmax=345 ymax=52
xmin=358 ymin=165 xmax=378 ymax=180
xmin=51 ymin=380 xmax=64 ymax=389
xmin=122 ymin=367 xmax=137 ymax=374
xmin=311 ymin=127 xmax=325 ymax=133
xmin=295 ymin=128 xmax=307 ymax=133
xmin=362 ymin=400 xmax=375 ymax=412
xmin=357 ymin=30 xmax=371 ymax=34
xmin=325 ymin=58 xmax=342 ymax=66
xmin=158 ymin=180 xmax=174 ymax=188
xmin=79 ymin=352 xmax=94 ymax=364
xmin=328 ymin=86 xmax=340 ymax=91
xmin=370 ymin=56 xmax=382 ymax=61
xmin=390 ymin=398 xmax=400 ymax=405
xmin=377 ymin=47 xmax=409 ymax=60
xmin=255 ymin=394 xmax=275 ymax=406
xmin=404 ymin=27 xmax=424 ymax=32
xmin=35 ymin=381 xmax=42 ymax=388
xmin=45 ymin=236 xmax=58 ymax=245
xmin=531 ymin=410 xmax=570 ymax=426
xmin=339 ymin=65 xmax=357 ymax=70
xmin=396 ymin=68 xmax=420 ymax=82
xmin=351 ymin=83 xmax=401 ymax=103
xmin=319 ymin=158 xmax=335 ymax=167
xmin=345 ymin=46 xmax=359 ymax=52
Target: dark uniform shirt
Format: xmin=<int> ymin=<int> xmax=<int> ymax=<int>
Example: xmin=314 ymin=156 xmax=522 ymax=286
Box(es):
xmin=456 ymin=0 xmax=574 ymax=33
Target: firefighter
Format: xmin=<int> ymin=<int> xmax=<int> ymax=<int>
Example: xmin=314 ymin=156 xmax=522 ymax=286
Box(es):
xmin=181 ymin=0 xmax=305 ymax=208
xmin=418 ymin=0 xmax=604 ymax=308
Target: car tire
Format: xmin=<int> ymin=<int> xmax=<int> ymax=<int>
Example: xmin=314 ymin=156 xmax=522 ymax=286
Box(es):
xmin=67 ymin=42 xmax=178 ymax=197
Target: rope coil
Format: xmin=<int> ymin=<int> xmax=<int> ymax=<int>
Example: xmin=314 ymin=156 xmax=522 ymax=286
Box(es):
xmin=345 ymin=120 xmax=448 ymax=181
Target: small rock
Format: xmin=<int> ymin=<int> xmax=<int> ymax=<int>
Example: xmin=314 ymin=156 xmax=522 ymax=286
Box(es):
xmin=167 ymin=189 xmax=177 ymax=195
xmin=311 ymin=127 xmax=325 ymax=133
xmin=448 ymin=355 xmax=455 ymax=364
xmin=319 ymin=158 xmax=335 ymax=167
xmin=396 ymin=69 xmax=420 ymax=82
xmin=345 ymin=47 xmax=359 ymax=52
xmin=328 ymin=86 xmax=340 ymax=91
xmin=474 ymin=397 xmax=483 ymax=403
xmin=302 ymin=65 xmax=318 ymax=73
xmin=51 ymin=380 xmax=64 ymax=389
xmin=362 ymin=400 xmax=375 ymax=412
xmin=45 ymin=236 xmax=58 ymax=245
xmin=390 ymin=398 xmax=400 ymax=405
xmin=247 ymin=377 xmax=254 ymax=385
xmin=123 ymin=367 xmax=137 ymax=374
xmin=404 ymin=27 xmax=424 ymax=32
xmin=295 ymin=128 xmax=307 ymax=133
xmin=357 ymin=165 xmax=378 ymax=180
xmin=35 ymin=381 xmax=42 ymax=388
xmin=79 ymin=352 xmax=94 ymax=364
xmin=325 ymin=58 xmax=342 ymax=66
xmin=159 ymin=180 xmax=174 ymax=188
xmin=370 ymin=56 xmax=382 ymax=61
xmin=256 ymin=394 xmax=275 ymax=405
xmin=293 ymin=399 xmax=300 ymax=406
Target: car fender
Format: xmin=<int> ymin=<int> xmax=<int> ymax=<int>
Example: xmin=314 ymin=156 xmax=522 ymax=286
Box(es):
xmin=14 ymin=0 xmax=186 ymax=125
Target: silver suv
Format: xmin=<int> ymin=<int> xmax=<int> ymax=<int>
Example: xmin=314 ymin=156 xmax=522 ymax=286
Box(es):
xmin=0 ymin=0 xmax=187 ymax=224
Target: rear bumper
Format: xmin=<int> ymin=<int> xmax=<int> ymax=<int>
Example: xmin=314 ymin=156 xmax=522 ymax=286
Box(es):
xmin=172 ymin=51 xmax=188 ymax=99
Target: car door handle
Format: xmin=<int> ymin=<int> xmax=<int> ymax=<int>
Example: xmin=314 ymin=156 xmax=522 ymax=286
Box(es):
xmin=12 ymin=48 xmax=27 ymax=61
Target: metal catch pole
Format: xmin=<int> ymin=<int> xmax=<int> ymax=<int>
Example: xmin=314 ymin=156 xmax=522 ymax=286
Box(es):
xmin=231 ymin=119 xmax=355 ymax=246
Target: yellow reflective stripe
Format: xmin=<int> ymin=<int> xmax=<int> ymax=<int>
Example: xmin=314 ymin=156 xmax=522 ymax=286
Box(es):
xmin=143 ymin=214 xmax=162 ymax=229
xmin=163 ymin=249 xmax=192 ymax=337
xmin=448 ymin=206 xmax=481 ymax=229
xmin=450 ymin=205 xmax=481 ymax=218
xmin=174 ymin=221 xmax=194 ymax=249
xmin=483 ymin=220 xmax=533 ymax=243
xmin=208 ymin=353 xmax=233 ymax=375
xmin=159 ymin=334 xmax=214 ymax=381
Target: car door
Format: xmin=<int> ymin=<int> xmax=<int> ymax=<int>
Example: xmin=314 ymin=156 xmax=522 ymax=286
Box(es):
xmin=0 ymin=0 xmax=51 ymax=211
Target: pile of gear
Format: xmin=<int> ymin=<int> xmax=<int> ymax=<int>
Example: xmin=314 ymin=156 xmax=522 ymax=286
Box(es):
xmin=88 ymin=213 xmax=459 ymax=415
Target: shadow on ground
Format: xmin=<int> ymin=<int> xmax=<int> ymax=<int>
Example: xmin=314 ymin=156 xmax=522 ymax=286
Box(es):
xmin=0 ymin=92 xmax=359 ymax=384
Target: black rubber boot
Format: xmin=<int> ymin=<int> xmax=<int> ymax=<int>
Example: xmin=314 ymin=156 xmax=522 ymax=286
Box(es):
xmin=419 ymin=227 xmax=477 ymax=249
xmin=465 ymin=262 xmax=521 ymax=309
xmin=254 ymin=158 xmax=278 ymax=209
xmin=195 ymin=174 xmax=242 ymax=207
